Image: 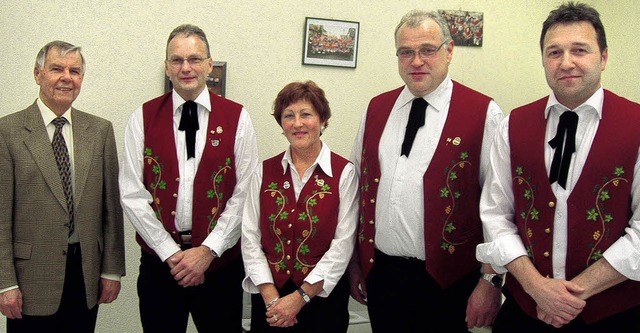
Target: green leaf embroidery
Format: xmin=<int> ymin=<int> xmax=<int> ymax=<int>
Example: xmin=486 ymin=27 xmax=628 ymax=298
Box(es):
xmin=613 ymin=167 xmax=624 ymax=177
xmin=586 ymin=208 xmax=599 ymax=221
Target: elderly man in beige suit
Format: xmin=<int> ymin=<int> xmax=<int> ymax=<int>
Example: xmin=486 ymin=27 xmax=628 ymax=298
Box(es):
xmin=0 ymin=40 xmax=125 ymax=333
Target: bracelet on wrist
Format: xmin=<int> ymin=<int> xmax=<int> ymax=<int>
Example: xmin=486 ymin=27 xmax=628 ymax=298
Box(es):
xmin=265 ymin=297 xmax=279 ymax=309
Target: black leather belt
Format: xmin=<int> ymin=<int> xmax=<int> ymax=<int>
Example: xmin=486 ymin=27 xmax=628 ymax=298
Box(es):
xmin=178 ymin=231 xmax=192 ymax=245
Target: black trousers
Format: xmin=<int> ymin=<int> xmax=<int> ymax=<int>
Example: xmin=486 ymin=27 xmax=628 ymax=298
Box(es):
xmin=7 ymin=243 xmax=99 ymax=333
xmin=137 ymin=249 xmax=244 ymax=333
xmin=493 ymin=289 xmax=640 ymax=333
xmin=249 ymin=277 xmax=350 ymax=333
xmin=366 ymin=249 xmax=477 ymax=333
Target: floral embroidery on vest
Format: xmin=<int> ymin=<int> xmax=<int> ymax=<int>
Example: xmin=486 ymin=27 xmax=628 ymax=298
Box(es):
xmin=358 ymin=147 xmax=370 ymax=245
xmin=144 ymin=147 xmax=166 ymax=222
xmin=206 ymin=156 xmax=233 ymax=233
xmin=586 ymin=166 xmax=628 ymax=265
xmin=513 ymin=165 xmax=540 ymax=259
xmin=265 ymin=175 xmax=332 ymax=275
xmin=438 ymin=151 xmax=472 ymax=254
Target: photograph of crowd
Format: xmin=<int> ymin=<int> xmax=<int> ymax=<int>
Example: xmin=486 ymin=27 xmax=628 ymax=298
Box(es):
xmin=303 ymin=17 xmax=359 ymax=68
xmin=438 ymin=9 xmax=484 ymax=47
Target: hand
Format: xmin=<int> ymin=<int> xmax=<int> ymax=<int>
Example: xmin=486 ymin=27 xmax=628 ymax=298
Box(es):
xmin=169 ymin=246 xmax=214 ymax=287
xmin=98 ymin=278 xmax=121 ymax=304
xmin=265 ymin=291 xmax=303 ymax=328
xmin=0 ymin=289 xmax=23 ymax=319
xmin=465 ymin=280 xmax=502 ymax=329
xmin=529 ymin=278 xmax=585 ymax=327
xmin=347 ymin=260 xmax=367 ymax=305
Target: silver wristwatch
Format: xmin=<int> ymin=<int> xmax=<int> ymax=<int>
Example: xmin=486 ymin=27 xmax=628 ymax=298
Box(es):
xmin=297 ymin=287 xmax=311 ymax=303
xmin=481 ymin=273 xmax=503 ymax=287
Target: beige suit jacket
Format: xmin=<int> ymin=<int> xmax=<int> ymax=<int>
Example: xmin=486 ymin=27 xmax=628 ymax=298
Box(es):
xmin=0 ymin=101 xmax=125 ymax=316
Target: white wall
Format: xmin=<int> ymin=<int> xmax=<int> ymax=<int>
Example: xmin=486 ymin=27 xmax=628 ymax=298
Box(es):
xmin=1 ymin=1 xmax=639 ymax=332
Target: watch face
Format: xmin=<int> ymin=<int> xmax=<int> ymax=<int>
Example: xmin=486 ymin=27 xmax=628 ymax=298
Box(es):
xmin=491 ymin=275 xmax=502 ymax=287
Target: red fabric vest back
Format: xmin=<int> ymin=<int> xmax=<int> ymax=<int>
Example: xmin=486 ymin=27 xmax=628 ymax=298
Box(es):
xmin=138 ymin=90 xmax=241 ymax=271
xmin=259 ymin=151 xmax=349 ymax=287
xmin=508 ymin=90 xmax=640 ymax=323
xmin=357 ymin=82 xmax=491 ymax=288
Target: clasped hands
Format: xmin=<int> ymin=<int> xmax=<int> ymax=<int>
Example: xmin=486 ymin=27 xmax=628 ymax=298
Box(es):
xmin=166 ymin=246 xmax=214 ymax=287
xmin=530 ymin=277 xmax=586 ymax=328
xmin=265 ymin=293 xmax=303 ymax=328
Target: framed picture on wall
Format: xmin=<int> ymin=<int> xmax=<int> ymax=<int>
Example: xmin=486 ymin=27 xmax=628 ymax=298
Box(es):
xmin=302 ymin=17 xmax=359 ymax=68
xmin=438 ymin=9 xmax=484 ymax=47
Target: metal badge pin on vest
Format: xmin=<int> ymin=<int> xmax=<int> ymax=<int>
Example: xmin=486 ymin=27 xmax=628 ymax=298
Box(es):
xmin=216 ymin=126 xmax=223 ymax=134
xmin=211 ymin=139 xmax=220 ymax=147
xmin=283 ymin=181 xmax=291 ymax=189
xmin=452 ymin=137 xmax=461 ymax=145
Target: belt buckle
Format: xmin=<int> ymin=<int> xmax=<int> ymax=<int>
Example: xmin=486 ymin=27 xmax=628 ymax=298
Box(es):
xmin=179 ymin=231 xmax=192 ymax=245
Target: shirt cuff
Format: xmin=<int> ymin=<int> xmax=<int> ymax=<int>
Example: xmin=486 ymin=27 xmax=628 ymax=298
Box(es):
xmin=476 ymin=234 xmax=529 ymax=274
xmin=603 ymin=236 xmax=640 ymax=281
xmin=154 ymin=238 xmax=182 ymax=262
xmin=100 ymin=274 xmax=121 ymax=281
xmin=0 ymin=285 xmax=19 ymax=294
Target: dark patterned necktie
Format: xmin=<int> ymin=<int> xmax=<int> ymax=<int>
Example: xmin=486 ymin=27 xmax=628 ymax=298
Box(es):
xmin=178 ymin=100 xmax=199 ymax=159
xmin=401 ymin=97 xmax=428 ymax=157
xmin=548 ymin=111 xmax=579 ymax=189
xmin=52 ymin=117 xmax=74 ymax=237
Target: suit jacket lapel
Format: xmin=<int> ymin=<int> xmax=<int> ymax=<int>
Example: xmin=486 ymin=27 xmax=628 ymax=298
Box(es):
xmin=22 ymin=102 xmax=69 ymax=211
xmin=71 ymin=109 xmax=92 ymax=208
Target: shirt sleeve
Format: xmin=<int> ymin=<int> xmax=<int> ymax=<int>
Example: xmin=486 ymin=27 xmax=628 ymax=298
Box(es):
xmin=202 ymin=108 xmax=259 ymax=256
xmin=119 ymin=107 xmax=180 ymax=261
xmin=240 ymin=164 xmax=273 ymax=294
xmin=476 ymin=115 xmax=529 ymax=274
xmin=603 ymin=145 xmax=640 ymax=281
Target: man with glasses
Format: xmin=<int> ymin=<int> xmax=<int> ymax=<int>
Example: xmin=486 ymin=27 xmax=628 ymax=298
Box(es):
xmin=119 ymin=24 xmax=258 ymax=332
xmin=348 ymin=10 xmax=504 ymax=332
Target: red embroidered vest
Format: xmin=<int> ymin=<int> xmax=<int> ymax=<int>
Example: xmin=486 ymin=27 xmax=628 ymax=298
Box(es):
xmin=508 ymin=90 xmax=640 ymax=323
xmin=259 ymin=151 xmax=349 ymax=287
xmin=358 ymin=81 xmax=491 ymax=288
xmin=139 ymin=90 xmax=241 ymax=271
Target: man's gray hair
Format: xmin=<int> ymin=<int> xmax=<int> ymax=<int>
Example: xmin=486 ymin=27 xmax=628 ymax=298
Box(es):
xmin=394 ymin=10 xmax=452 ymax=46
xmin=166 ymin=24 xmax=211 ymax=58
xmin=35 ymin=40 xmax=85 ymax=72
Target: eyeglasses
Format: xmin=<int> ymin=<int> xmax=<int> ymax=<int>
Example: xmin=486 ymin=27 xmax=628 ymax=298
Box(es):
xmin=167 ymin=56 xmax=209 ymax=67
xmin=396 ymin=41 xmax=448 ymax=60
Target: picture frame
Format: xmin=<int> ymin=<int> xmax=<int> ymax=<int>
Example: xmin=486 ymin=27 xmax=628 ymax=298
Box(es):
xmin=302 ymin=17 xmax=359 ymax=68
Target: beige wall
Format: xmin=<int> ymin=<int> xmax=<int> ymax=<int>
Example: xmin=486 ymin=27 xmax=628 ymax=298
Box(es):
xmin=1 ymin=1 xmax=638 ymax=331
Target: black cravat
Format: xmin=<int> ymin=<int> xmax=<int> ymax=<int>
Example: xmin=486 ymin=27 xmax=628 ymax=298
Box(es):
xmin=178 ymin=100 xmax=199 ymax=159
xmin=51 ymin=117 xmax=74 ymax=237
xmin=548 ymin=111 xmax=578 ymax=189
xmin=401 ymin=97 xmax=428 ymax=157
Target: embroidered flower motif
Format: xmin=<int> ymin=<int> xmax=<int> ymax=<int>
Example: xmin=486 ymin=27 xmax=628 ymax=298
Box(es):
xmin=439 ymin=151 xmax=472 ymax=253
xmin=206 ymin=157 xmax=233 ymax=232
xmin=513 ymin=166 xmax=538 ymax=260
xmin=265 ymin=175 xmax=333 ymax=274
xmin=585 ymin=166 xmax=628 ymax=267
xmin=144 ymin=147 xmax=166 ymax=221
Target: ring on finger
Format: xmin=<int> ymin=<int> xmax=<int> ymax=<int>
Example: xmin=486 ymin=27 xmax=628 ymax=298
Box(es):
xmin=273 ymin=314 xmax=279 ymax=322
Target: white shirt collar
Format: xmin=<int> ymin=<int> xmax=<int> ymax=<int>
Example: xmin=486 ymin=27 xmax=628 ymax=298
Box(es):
xmin=280 ymin=142 xmax=334 ymax=178
xmin=37 ymin=98 xmax=73 ymax=126
xmin=171 ymin=88 xmax=212 ymax=115
xmin=397 ymin=76 xmax=452 ymax=112
xmin=544 ymin=86 xmax=604 ymax=119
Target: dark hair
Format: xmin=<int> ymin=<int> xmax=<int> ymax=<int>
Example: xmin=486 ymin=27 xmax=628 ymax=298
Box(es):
xmin=273 ymin=80 xmax=331 ymax=129
xmin=540 ymin=2 xmax=607 ymax=53
xmin=166 ymin=24 xmax=211 ymax=58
